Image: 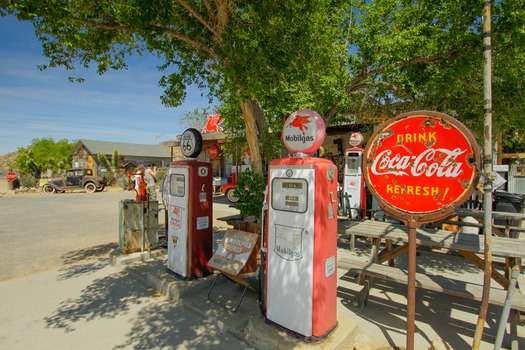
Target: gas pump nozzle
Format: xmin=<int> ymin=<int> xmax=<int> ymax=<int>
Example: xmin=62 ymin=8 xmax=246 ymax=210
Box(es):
xmin=259 ymin=185 xmax=269 ymax=317
xmin=260 ymin=186 xmax=268 ymax=253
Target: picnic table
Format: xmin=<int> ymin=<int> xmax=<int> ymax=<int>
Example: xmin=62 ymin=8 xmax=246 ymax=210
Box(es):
xmin=338 ymin=209 xmax=525 ymax=347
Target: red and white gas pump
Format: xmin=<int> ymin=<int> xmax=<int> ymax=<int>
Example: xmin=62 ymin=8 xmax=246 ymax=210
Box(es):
xmin=165 ymin=128 xmax=213 ymax=278
xmin=264 ymin=109 xmax=338 ymax=340
xmin=343 ymin=132 xmax=366 ymax=219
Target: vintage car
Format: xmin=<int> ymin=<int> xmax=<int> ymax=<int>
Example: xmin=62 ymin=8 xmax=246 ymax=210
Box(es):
xmin=42 ymin=168 xmax=107 ymax=194
xmin=221 ymin=182 xmax=239 ymax=203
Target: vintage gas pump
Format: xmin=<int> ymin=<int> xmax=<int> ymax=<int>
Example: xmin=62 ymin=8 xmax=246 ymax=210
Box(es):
xmin=343 ymin=132 xmax=366 ymax=219
xmin=264 ymin=109 xmax=338 ymax=340
xmin=165 ymin=128 xmax=213 ymax=278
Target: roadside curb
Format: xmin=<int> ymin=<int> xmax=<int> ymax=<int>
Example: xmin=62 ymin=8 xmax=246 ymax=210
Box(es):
xmin=109 ymin=248 xmax=166 ymax=267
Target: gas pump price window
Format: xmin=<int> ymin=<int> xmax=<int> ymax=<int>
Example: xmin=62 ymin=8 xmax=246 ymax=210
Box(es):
xmin=271 ymin=178 xmax=308 ymax=213
xmin=169 ymin=174 xmax=186 ymax=197
xmin=346 ymin=153 xmax=360 ymax=174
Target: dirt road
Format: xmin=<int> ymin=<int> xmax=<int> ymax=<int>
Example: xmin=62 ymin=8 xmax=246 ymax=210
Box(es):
xmin=0 ymin=188 xmax=136 ymax=280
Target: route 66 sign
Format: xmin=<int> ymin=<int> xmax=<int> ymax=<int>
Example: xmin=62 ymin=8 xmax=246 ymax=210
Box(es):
xmin=180 ymin=128 xmax=203 ymax=158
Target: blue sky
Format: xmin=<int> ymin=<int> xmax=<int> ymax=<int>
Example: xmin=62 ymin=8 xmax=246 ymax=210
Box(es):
xmin=0 ymin=15 xmax=213 ymax=156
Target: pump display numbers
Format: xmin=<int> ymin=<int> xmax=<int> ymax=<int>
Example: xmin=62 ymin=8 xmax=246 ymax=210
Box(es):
xmin=271 ymin=178 xmax=308 ymax=213
xmin=282 ymin=182 xmax=303 ymax=189
xmin=170 ymin=174 xmax=185 ymax=197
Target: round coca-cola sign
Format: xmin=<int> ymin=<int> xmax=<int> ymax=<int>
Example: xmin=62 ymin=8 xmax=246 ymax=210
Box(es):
xmin=364 ymin=111 xmax=480 ymax=223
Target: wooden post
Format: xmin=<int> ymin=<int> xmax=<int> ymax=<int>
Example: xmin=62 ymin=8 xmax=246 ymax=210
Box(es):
xmin=406 ymin=222 xmax=417 ymax=350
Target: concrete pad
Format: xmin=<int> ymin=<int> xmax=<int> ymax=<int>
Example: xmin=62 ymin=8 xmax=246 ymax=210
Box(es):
xmin=244 ymin=314 xmax=359 ymax=350
xmin=111 ymin=250 xmax=363 ymax=350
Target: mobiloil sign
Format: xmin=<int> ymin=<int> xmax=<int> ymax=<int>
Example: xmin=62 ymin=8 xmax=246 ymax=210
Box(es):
xmin=265 ymin=109 xmax=338 ymax=340
xmin=165 ymin=128 xmax=213 ymax=279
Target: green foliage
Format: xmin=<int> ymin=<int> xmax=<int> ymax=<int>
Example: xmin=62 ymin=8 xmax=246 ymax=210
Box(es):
xmin=118 ymin=176 xmax=129 ymax=190
xmin=111 ymin=149 xmax=119 ymax=172
xmin=217 ymin=94 xmax=284 ymax=170
xmin=180 ymin=107 xmax=215 ymax=131
xmin=341 ymin=0 xmax=525 ymax=148
xmin=98 ymin=153 xmax=112 ymax=171
xmin=0 ymin=0 xmax=349 ymax=174
xmin=233 ymin=169 xmax=267 ymax=219
xmin=11 ymin=138 xmax=74 ymax=177
xmin=155 ymin=167 xmax=166 ymax=187
xmin=18 ymin=173 xmax=38 ymax=188
xmin=2 ymin=0 xmax=524 ymax=157
xmin=98 ymin=150 xmax=120 ymax=184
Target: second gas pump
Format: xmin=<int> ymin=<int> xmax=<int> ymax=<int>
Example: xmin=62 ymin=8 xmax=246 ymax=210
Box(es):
xmin=164 ymin=128 xmax=213 ymax=279
xmin=263 ymin=109 xmax=338 ymax=340
xmin=342 ymin=132 xmax=366 ymax=219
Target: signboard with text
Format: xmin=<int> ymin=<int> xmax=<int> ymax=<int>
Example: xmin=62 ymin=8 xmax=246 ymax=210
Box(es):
xmin=364 ymin=111 xmax=480 ymax=224
xmin=208 ymin=229 xmax=259 ymax=275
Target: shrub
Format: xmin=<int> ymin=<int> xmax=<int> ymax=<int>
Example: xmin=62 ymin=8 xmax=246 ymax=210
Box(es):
xmin=19 ymin=174 xmax=38 ymax=188
xmin=233 ymin=169 xmax=267 ymax=220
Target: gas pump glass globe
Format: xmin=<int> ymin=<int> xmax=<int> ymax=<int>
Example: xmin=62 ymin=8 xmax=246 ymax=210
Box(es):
xmin=282 ymin=109 xmax=326 ymax=155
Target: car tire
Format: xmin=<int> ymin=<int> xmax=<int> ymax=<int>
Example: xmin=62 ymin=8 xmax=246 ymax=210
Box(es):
xmin=84 ymin=182 xmax=97 ymax=193
xmin=42 ymin=185 xmax=56 ymax=195
xmin=96 ymin=185 xmax=105 ymax=192
xmin=226 ymin=188 xmax=239 ymax=203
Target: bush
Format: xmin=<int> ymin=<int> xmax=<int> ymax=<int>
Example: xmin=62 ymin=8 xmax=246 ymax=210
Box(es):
xmin=118 ymin=176 xmax=130 ymax=190
xmin=19 ymin=174 xmax=38 ymax=188
xmin=233 ymin=169 xmax=267 ymax=220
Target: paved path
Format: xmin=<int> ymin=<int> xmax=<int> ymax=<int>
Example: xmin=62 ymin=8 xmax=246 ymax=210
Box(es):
xmin=0 ymin=258 xmax=253 ymax=350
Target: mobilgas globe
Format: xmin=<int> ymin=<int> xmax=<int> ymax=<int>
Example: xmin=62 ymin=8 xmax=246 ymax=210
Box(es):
xmin=282 ymin=109 xmax=326 ymax=155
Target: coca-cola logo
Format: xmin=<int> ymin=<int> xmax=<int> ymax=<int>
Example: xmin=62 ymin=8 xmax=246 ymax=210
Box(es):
xmin=365 ymin=111 xmax=480 ymax=221
xmin=371 ymin=148 xmax=467 ymax=178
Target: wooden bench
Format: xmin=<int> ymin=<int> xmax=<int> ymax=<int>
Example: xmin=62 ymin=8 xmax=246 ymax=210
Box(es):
xmin=339 ymin=257 xmax=525 ymax=312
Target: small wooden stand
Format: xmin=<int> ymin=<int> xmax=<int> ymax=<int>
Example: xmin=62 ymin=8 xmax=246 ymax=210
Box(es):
xmin=207 ymin=223 xmax=261 ymax=312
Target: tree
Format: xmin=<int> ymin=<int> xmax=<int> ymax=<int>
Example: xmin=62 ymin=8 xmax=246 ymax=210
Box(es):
xmin=1 ymin=0 xmax=348 ymax=174
xmin=327 ymin=0 xmax=525 ymax=150
xmin=10 ymin=138 xmax=74 ymax=176
xmin=98 ymin=149 xmax=120 ymax=184
xmin=3 ymin=0 xmax=523 ymax=165
xmin=180 ymin=107 xmax=215 ymax=131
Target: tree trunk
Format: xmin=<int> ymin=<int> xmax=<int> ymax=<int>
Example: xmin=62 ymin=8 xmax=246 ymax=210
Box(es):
xmin=239 ymin=98 xmax=266 ymax=175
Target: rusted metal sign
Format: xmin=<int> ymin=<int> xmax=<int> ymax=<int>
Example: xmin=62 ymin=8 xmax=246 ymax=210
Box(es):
xmin=364 ymin=110 xmax=481 ymax=224
xmin=364 ymin=110 xmax=481 ymax=350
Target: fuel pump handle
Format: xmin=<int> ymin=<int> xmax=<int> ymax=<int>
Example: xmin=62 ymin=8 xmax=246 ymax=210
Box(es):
xmin=261 ymin=186 xmax=268 ymax=253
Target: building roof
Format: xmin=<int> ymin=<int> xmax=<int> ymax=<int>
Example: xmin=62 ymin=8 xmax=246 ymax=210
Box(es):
xmin=75 ymin=139 xmax=171 ymax=158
